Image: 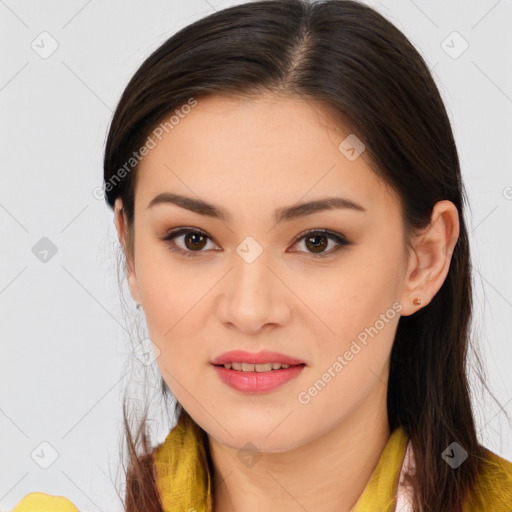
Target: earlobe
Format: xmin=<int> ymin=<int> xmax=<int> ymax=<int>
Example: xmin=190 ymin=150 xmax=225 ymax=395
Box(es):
xmin=126 ymin=266 xmax=141 ymax=306
xmin=399 ymin=200 xmax=460 ymax=316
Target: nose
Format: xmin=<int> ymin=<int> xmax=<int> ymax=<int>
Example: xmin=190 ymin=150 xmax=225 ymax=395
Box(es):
xmin=216 ymin=253 xmax=292 ymax=334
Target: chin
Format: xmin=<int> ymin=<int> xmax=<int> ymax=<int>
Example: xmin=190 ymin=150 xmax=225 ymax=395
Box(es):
xmin=214 ymin=426 xmax=301 ymax=453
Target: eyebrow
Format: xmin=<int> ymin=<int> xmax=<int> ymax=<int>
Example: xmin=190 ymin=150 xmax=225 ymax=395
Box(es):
xmin=147 ymin=192 xmax=366 ymax=224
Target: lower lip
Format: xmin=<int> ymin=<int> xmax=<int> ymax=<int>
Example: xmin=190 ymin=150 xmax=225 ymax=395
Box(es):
xmin=212 ymin=364 xmax=305 ymax=393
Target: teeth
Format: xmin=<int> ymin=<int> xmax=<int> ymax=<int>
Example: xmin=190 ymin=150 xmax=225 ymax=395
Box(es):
xmin=223 ymin=362 xmax=292 ymax=372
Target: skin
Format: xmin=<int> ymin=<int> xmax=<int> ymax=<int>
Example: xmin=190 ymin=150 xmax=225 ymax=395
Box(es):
xmin=114 ymin=93 xmax=459 ymax=512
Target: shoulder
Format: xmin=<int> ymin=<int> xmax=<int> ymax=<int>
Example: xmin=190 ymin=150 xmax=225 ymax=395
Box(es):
xmin=11 ymin=492 xmax=78 ymax=512
xmin=464 ymin=447 xmax=512 ymax=511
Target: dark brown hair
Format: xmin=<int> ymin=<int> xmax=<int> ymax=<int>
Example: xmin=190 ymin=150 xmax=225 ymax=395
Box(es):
xmin=103 ymin=1 xmax=506 ymax=510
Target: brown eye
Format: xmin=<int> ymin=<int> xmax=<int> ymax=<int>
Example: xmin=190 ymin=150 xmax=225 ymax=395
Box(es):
xmin=161 ymin=227 xmax=217 ymax=257
xmin=291 ymin=229 xmax=352 ymax=257
xmin=183 ymin=231 xmax=208 ymax=251
xmin=304 ymin=233 xmax=329 ymax=253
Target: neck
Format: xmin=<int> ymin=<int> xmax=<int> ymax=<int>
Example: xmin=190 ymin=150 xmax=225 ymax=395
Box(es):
xmin=208 ymin=379 xmax=391 ymax=512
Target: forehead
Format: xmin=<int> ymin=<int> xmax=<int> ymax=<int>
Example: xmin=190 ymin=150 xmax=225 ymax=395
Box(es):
xmin=135 ymin=93 xmax=400 ymax=220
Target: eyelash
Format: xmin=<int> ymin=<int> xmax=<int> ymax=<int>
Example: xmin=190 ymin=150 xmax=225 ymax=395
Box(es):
xmin=160 ymin=227 xmax=352 ymax=259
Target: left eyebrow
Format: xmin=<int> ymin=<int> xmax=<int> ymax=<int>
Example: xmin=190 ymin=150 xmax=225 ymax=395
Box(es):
xmin=146 ymin=193 xmax=367 ymax=224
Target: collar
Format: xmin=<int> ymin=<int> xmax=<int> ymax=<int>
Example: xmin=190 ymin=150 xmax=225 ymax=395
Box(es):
xmin=154 ymin=414 xmax=212 ymax=512
xmin=153 ymin=416 xmax=411 ymax=512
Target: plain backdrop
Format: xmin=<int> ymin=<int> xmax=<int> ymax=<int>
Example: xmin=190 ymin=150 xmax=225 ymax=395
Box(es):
xmin=1 ymin=1 xmax=511 ymax=510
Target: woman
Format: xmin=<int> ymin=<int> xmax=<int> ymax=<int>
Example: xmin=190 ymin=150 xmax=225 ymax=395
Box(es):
xmin=12 ymin=0 xmax=512 ymax=511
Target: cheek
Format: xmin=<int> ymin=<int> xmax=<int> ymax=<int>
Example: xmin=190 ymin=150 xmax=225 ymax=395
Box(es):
xmin=298 ymin=242 xmax=401 ymax=369
xmin=134 ymin=245 xmax=222 ymax=386
xmin=135 ymin=239 xmax=209 ymax=332
xmin=297 ymin=265 xmax=398 ymax=418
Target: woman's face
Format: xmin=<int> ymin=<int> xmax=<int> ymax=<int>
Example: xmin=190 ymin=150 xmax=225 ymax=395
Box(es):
xmin=117 ymin=93 xmax=415 ymax=451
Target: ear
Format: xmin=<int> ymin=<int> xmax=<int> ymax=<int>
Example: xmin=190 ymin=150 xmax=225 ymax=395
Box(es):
xmin=399 ymin=200 xmax=460 ymax=316
xmin=114 ymin=198 xmax=142 ymax=306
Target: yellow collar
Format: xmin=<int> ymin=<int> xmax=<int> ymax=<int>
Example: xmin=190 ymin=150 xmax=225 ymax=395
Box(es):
xmin=350 ymin=426 xmax=409 ymax=511
xmin=154 ymin=414 xmax=213 ymax=512
xmin=153 ymin=416 xmax=409 ymax=512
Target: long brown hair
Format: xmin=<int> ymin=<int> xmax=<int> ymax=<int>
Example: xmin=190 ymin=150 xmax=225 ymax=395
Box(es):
xmin=103 ymin=1 xmax=506 ymax=510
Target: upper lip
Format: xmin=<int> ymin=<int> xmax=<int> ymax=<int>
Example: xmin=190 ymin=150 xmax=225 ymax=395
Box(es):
xmin=211 ymin=350 xmax=307 ymax=366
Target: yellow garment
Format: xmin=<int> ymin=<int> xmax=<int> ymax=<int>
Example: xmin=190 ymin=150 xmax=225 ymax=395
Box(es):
xmin=463 ymin=447 xmax=512 ymax=511
xmin=11 ymin=492 xmax=78 ymax=512
xmin=10 ymin=417 xmax=512 ymax=511
xmin=153 ymin=416 xmax=410 ymax=511
xmin=349 ymin=425 xmax=409 ymax=511
xmin=154 ymin=412 xmax=212 ymax=512
xmin=154 ymin=416 xmax=512 ymax=511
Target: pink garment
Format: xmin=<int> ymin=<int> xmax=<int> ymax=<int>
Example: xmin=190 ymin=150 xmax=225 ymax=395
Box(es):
xmin=395 ymin=440 xmax=415 ymax=511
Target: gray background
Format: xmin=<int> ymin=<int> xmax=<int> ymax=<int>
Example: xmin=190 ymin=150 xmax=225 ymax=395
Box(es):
xmin=1 ymin=0 xmax=511 ymax=510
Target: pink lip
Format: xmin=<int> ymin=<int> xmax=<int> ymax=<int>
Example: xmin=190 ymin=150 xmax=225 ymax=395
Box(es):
xmin=212 ymin=364 xmax=305 ymax=393
xmin=211 ymin=350 xmax=307 ymax=366
xmin=211 ymin=350 xmax=307 ymax=394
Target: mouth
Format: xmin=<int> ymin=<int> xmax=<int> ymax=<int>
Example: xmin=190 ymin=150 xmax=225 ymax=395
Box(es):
xmin=211 ymin=361 xmax=306 ymax=393
xmin=212 ymin=362 xmax=306 ymax=372
xmin=211 ymin=350 xmax=307 ymax=368
xmin=210 ymin=350 xmax=307 ymax=392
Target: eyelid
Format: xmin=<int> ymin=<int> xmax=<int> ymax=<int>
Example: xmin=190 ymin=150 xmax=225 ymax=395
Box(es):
xmin=289 ymin=228 xmax=351 ymax=257
xmin=160 ymin=226 xmax=219 ymax=257
xmin=160 ymin=226 xmax=352 ymax=258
